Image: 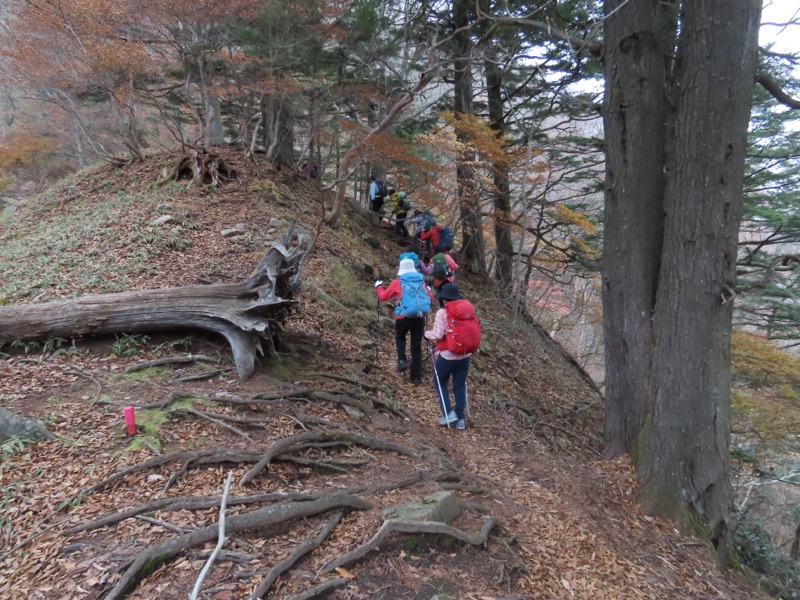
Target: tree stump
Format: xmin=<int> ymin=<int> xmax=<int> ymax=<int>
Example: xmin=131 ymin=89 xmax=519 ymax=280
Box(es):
xmin=0 ymin=226 xmax=311 ymax=380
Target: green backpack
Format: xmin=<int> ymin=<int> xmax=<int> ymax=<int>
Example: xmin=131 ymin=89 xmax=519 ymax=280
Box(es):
xmin=432 ymin=253 xmax=451 ymax=281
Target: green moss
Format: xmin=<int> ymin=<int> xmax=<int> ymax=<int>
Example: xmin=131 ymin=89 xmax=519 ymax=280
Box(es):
xmin=326 ymin=262 xmax=374 ymax=309
xmin=268 ymin=356 xmax=303 ymax=381
xmin=115 ymin=366 xmax=171 ymax=382
xmin=688 ymin=510 xmax=712 ymax=539
xmin=402 ymin=537 xmax=420 ymax=552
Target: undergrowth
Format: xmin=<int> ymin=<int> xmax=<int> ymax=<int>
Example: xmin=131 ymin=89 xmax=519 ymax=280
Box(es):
xmin=0 ymin=188 xmax=182 ymax=303
xmin=731 ymin=331 xmax=800 ymax=597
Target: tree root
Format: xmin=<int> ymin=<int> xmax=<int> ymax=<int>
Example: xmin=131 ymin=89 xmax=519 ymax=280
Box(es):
xmin=284 ymin=577 xmax=349 ymax=600
xmin=251 ymin=512 xmax=343 ymax=600
xmin=103 ymin=495 xmax=371 ymax=600
xmin=65 ymin=491 xmax=317 ymax=535
xmin=174 ymin=368 xmax=234 ymax=382
xmin=240 ymin=430 xmax=417 ymax=485
xmin=123 ymin=355 xmax=219 ymax=373
xmin=319 ymin=516 xmax=499 ymax=575
xmin=163 ymin=149 xmax=239 ymax=187
xmin=173 ymin=407 xmax=254 ymax=442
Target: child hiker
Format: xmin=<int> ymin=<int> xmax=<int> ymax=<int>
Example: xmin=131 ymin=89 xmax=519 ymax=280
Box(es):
xmin=375 ymin=258 xmax=436 ymax=386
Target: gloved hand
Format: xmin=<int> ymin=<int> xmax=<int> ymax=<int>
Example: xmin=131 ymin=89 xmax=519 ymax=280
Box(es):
xmin=374 ymin=280 xmax=384 ymax=288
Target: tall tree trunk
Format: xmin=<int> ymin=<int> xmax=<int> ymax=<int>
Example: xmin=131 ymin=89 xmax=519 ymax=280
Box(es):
xmin=602 ymin=0 xmax=668 ymax=459
xmin=206 ymin=93 xmax=225 ymax=146
xmin=265 ymin=95 xmax=295 ymax=169
xmin=642 ymin=0 xmax=761 ymax=560
xmin=452 ymin=0 xmax=485 ymax=274
xmin=485 ymin=46 xmax=513 ymax=291
xmin=602 ymin=0 xmax=761 ymax=564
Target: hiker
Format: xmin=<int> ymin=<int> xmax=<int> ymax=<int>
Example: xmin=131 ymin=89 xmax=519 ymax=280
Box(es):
xmin=390 ymin=191 xmax=411 ymax=239
xmin=408 ymin=210 xmax=426 ymax=239
xmin=430 ymin=250 xmax=458 ymax=298
xmin=375 ymin=258 xmax=436 ymax=386
xmin=369 ymin=176 xmax=387 ymax=214
xmin=420 ymin=223 xmax=442 ymax=254
xmin=414 ymin=210 xmax=438 ymax=258
xmin=400 ymin=248 xmax=432 ymax=276
xmin=425 ymin=283 xmax=481 ymax=431
xmin=300 ymin=162 xmax=319 ymax=179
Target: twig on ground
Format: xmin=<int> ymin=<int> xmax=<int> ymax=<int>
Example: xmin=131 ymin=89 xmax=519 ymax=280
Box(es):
xmin=174 ymin=407 xmax=255 ymax=442
xmin=68 ymin=365 xmax=104 ymax=404
xmin=190 ymin=471 xmax=233 ymax=600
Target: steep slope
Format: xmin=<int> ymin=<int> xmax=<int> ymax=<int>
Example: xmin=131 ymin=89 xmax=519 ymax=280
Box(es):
xmin=0 ymin=153 xmax=764 ymax=599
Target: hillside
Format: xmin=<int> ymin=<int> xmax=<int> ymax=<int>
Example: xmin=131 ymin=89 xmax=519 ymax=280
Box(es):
xmin=0 ymin=153 xmax=765 ymax=600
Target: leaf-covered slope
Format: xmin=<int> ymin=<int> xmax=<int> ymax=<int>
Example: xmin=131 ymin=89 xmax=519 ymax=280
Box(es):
xmin=0 ymin=152 xmax=766 ymax=600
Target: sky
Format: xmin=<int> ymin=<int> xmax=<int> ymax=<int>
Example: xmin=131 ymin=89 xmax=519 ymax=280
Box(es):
xmin=759 ymin=0 xmax=800 ymax=55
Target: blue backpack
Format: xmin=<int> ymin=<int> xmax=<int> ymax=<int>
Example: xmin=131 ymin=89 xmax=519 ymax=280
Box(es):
xmin=397 ymin=272 xmax=431 ymax=318
xmin=439 ymin=227 xmax=454 ymax=251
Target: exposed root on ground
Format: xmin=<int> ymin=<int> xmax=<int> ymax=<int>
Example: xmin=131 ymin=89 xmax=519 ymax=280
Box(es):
xmin=319 ymin=516 xmax=499 ymax=574
xmin=104 ymin=496 xmax=371 ymax=600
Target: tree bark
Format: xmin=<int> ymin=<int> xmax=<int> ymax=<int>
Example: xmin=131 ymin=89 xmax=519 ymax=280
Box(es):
xmin=602 ymin=0 xmax=761 ymax=564
xmin=485 ymin=45 xmax=514 ymax=291
xmin=453 ymin=0 xmax=485 ymax=274
xmin=601 ymin=0 xmax=668 ymax=459
xmin=0 ymin=227 xmax=311 ymax=381
xmin=265 ymin=94 xmax=296 ymax=169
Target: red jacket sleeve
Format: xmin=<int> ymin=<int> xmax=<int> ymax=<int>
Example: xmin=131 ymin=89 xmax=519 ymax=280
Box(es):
xmin=376 ymin=278 xmax=402 ymax=302
xmin=421 ymin=228 xmax=440 ymax=246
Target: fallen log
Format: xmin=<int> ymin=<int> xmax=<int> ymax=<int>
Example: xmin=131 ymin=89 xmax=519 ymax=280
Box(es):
xmin=0 ymin=225 xmax=311 ymax=380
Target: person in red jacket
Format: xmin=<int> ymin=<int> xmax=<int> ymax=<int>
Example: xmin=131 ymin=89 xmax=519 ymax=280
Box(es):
xmin=419 ymin=224 xmax=443 ymax=255
xmin=424 ymin=283 xmax=476 ymax=430
xmin=375 ymin=258 xmax=436 ymax=385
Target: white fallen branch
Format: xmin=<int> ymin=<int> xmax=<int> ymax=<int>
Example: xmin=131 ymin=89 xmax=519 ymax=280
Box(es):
xmin=189 ymin=471 xmax=234 ymax=600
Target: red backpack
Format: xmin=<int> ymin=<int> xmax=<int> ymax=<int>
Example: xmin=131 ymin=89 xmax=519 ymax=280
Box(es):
xmin=437 ymin=299 xmax=481 ymax=354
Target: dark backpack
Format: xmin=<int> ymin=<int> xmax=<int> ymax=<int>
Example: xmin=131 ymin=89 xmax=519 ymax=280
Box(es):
xmin=440 ymin=299 xmax=481 ymax=354
xmin=375 ymin=180 xmax=388 ymax=200
xmin=439 ymin=226 xmax=454 ymax=251
xmin=398 ymin=272 xmax=431 ymax=318
xmin=431 ymin=253 xmax=451 ymax=281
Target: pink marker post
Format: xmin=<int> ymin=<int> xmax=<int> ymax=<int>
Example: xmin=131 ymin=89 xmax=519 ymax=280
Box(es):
xmin=123 ymin=405 xmax=137 ymax=436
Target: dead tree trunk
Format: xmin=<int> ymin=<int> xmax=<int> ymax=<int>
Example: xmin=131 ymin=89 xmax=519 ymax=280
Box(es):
xmin=0 ymin=226 xmax=311 ymax=381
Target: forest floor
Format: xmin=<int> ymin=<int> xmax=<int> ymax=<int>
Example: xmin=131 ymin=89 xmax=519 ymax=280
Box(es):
xmin=0 ymin=152 xmax=768 ymax=599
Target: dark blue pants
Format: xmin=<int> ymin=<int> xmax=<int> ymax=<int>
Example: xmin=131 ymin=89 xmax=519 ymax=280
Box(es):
xmin=395 ymin=317 xmax=425 ymax=383
xmin=433 ymin=355 xmax=470 ymax=420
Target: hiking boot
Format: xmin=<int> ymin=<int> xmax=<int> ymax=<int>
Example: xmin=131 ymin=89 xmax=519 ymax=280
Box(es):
xmin=438 ymin=411 xmax=457 ymax=426
xmin=456 ymin=419 xmax=466 ymax=430
xmin=411 ymin=379 xmax=422 ymax=386
xmin=397 ymin=360 xmax=409 ymax=372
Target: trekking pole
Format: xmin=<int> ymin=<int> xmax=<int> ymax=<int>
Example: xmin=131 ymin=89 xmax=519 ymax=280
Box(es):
xmin=374 ymin=294 xmax=381 ymax=365
xmin=427 ymin=340 xmax=451 ymax=429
